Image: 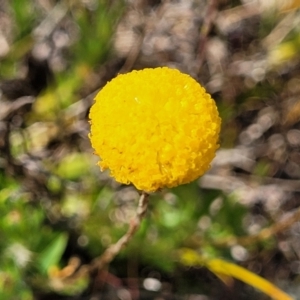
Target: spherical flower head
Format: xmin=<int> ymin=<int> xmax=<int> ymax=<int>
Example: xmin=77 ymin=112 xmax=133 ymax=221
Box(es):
xmin=89 ymin=67 xmax=221 ymax=192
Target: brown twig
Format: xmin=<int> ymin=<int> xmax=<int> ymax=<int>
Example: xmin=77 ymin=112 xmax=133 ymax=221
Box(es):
xmin=196 ymin=0 xmax=218 ymax=74
xmin=119 ymin=32 xmax=144 ymax=74
xmin=212 ymin=207 xmax=300 ymax=247
xmin=119 ymin=0 xmax=171 ymax=74
xmin=90 ymin=191 xmax=150 ymax=272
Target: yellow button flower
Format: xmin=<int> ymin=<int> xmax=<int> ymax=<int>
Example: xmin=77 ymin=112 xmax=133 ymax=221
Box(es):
xmin=89 ymin=67 xmax=221 ymax=192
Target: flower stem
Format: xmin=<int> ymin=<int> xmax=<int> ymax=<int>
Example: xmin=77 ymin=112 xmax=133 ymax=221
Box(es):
xmin=90 ymin=191 xmax=149 ymax=272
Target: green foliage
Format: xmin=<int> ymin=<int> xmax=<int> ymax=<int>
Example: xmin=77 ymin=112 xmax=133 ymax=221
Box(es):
xmin=11 ymin=0 xmax=36 ymax=38
xmin=0 ymin=176 xmax=65 ymax=298
xmin=72 ymin=1 xmax=124 ymax=66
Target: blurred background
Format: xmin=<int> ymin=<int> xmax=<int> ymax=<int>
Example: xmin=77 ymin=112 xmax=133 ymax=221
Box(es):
xmin=1 ymin=0 xmax=300 ymax=299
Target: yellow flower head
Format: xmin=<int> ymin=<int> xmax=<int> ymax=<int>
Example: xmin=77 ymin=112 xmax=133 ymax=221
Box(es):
xmin=89 ymin=67 xmax=221 ymax=192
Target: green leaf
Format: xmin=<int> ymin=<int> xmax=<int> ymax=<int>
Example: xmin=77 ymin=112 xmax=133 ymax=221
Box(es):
xmin=38 ymin=233 xmax=68 ymax=274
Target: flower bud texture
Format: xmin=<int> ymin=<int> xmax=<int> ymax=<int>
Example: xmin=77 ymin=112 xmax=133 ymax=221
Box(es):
xmin=89 ymin=67 xmax=221 ymax=192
